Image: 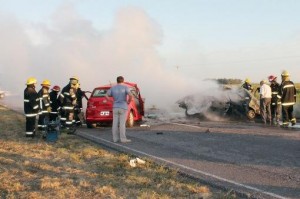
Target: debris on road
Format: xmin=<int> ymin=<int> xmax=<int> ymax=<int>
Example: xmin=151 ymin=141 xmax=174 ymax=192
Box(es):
xmin=140 ymin=124 xmax=151 ymax=127
xmin=129 ymin=157 xmax=146 ymax=167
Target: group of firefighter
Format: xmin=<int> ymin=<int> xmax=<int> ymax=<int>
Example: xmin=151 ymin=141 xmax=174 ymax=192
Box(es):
xmin=24 ymin=76 xmax=88 ymax=137
xmin=241 ymin=70 xmax=297 ymax=127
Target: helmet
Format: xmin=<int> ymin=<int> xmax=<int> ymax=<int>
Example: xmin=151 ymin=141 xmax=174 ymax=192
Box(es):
xmin=281 ymin=70 xmax=290 ymax=77
xmin=26 ymin=77 xmax=37 ymax=85
xmin=41 ymin=79 xmax=51 ymax=87
xmin=245 ymin=78 xmax=251 ymax=83
xmin=52 ymin=85 xmax=60 ymax=92
xmin=69 ymin=76 xmax=79 ymax=81
xmin=268 ymin=75 xmax=277 ymax=82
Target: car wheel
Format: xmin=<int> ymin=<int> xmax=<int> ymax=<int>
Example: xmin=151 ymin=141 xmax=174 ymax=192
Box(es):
xmin=86 ymin=122 xmax=95 ymax=128
xmin=126 ymin=111 xmax=134 ymax=127
xmin=247 ymin=109 xmax=256 ymax=120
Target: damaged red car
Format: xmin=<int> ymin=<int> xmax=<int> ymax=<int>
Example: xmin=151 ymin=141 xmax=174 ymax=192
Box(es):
xmin=85 ymin=82 xmax=144 ymax=128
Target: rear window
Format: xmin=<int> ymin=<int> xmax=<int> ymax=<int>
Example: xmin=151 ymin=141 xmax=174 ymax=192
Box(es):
xmin=92 ymin=89 xmax=108 ymax=97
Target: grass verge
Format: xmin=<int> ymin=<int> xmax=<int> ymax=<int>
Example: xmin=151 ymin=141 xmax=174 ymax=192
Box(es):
xmin=0 ymin=105 xmax=236 ymax=199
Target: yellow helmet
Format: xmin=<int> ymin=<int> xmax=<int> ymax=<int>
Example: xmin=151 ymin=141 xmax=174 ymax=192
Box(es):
xmin=281 ymin=70 xmax=290 ymax=77
xmin=26 ymin=77 xmax=37 ymax=85
xmin=41 ymin=79 xmax=51 ymax=87
xmin=245 ymin=78 xmax=251 ymax=83
xmin=70 ymin=76 xmax=79 ymax=81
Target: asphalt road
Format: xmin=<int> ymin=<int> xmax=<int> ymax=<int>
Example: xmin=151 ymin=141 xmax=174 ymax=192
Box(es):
xmin=76 ymin=120 xmax=300 ymax=199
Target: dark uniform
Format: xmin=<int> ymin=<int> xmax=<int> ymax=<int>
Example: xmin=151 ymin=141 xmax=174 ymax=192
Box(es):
xmin=74 ymin=87 xmax=88 ymax=126
xmin=24 ymin=78 xmax=39 ymax=137
xmin=60 ymin=83 xmax=77 ymax=128
xmin=270 ymin=81 xmax=281 ymax=124
xmin=278 ymin=71 xmax=297 ymax=127
xmin=49 ymin=86 xmax=61 ymax=122
xmin=37 ymin=85 xmax=51 ymax=130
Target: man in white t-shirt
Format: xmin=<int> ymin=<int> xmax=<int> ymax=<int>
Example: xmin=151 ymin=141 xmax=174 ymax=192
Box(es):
xmin=259 ymin=80 xmax=272 ymax=125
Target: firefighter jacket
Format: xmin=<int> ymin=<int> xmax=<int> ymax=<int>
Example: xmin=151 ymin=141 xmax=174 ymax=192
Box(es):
xmin=24 ymin=85 xmax=39 ymax=117
xmin=38 ymin=87 xmax=51 ymax=114
xmin=242 ymin=82 xmax=253 ymax=91
xmin=278 ymin=80 xmax=297 ymax=106
xmin=60 ymin=84 xmax=77 ymax=110
xmin=270 ymin=82 xmax=281 ymax=106
xmin=76 ymin=88 xmax=88 ymax=109
xmin=49 ymin=90 xmax=61 ymax=114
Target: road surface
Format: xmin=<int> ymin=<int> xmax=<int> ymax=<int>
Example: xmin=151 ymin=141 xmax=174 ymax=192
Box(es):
xmin=76 ymin=120 xmax=300 ymax=199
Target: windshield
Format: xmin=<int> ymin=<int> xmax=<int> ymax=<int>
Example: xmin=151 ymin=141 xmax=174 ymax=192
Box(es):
xmin=92 ymin=89 xmax=108 ymax=97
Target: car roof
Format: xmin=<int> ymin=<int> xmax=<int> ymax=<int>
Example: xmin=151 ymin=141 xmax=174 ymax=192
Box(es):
xmin=94 ymin=82 xmax=138 ymax=90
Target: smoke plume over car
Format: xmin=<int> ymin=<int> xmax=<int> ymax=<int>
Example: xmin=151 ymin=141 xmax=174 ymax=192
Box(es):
xmin=0 ymin=4 xmax=200 ymax=111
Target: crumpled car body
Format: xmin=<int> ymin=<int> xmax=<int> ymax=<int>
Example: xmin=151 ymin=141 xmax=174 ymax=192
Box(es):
xmin=177 ymin=87 xmax=260 ymax=120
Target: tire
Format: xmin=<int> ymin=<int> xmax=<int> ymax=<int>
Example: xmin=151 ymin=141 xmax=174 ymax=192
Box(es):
xmin=126 ymin=111 xmax=134 ymax=128
xmin=86 ymin=122 xmax=95 ymax=128
xmin=247 ymin=109 xmax=256 ymax=120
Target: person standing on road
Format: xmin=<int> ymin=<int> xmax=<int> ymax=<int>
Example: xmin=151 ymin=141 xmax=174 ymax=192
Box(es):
xmin=106 ymin=76 xmax=133 ymax=143
xmin=259 ymin=80 xmax=272 ymax=125
xmin=24 ymin=77 xmax=39 ymax=137
xmin=268 ymin=75 xmax=281 ymax=125
xmin=278 ymin=70 xmax=297 ymax=127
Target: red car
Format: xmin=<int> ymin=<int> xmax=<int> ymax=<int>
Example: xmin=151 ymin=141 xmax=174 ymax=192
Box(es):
xmin=85 ymin=82 xmax=144 ymax=128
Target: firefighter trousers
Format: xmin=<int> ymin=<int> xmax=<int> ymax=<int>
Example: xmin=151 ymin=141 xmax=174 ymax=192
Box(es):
xmin=270 ymin=104 xmax=281 ymax=123
xmin=26 ymin=116 xmax=36 ymax=137
xmin=282 ymin=105 xmax=296 ymax=126
xmin=61 ymin=108 xmax=74 ymax=128
xmin=38 ymin=112 xmax=49 ymax=130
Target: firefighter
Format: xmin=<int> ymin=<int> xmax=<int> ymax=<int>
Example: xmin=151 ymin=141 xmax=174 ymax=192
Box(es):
xmin=24 ymin=77 xmax=39 ymax=137
xmin=37 ymin=80 xmax=51 ymax=131
xmin=74 ymin=83 xmax=88 ymax=126
xmin=60 ymin=76 xmax=78 ymax=129
xmin=49 ymin=85 xmax=61 ymax=122
xmin=241 ymin=78 xmax=253 ymax=92
xmin=278 ymin=70 xmax=297 ymax=127
xmin=268 ymin=75 xmax=281 ymax=125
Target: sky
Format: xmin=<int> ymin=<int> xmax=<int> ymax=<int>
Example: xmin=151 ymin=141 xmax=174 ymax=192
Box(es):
xmin=0 ymin=0 xmax=299 ymax=108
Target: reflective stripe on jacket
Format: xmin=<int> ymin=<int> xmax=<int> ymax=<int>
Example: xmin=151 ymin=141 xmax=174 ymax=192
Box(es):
xmin=278 ymin=80 xmax=296 ymax=106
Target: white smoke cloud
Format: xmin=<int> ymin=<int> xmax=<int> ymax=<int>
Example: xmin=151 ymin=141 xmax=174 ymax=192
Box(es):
xmin=0 ymin=4 xmax=202 ymax=111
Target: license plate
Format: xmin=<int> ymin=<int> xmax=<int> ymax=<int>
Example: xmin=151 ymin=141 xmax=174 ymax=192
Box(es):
xmin=100 ymin=111 xmax=110 ymax=116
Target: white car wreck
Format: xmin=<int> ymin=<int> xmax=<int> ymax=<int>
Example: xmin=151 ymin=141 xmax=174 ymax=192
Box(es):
xmin=177 ymin=87 xmax=260 ymax=121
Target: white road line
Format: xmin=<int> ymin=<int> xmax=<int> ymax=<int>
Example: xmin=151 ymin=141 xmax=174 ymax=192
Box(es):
xmin=167 ymin=122 xmax=206 ymax=129
xmin=78 ymin=131 xmax=288 ymax=199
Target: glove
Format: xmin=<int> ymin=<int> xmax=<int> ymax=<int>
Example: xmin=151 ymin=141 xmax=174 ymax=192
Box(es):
xmin=47 ymin=107 xmax=51 ymax=113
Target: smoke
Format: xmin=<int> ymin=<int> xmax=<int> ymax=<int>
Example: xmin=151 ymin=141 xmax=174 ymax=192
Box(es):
xmin=1 ymin=4 xmax=299 ymax=122
xmin=0 ymin=5 xmax=202 ymax=111
xmin=176 ymin=81 xmax=258 ymax=121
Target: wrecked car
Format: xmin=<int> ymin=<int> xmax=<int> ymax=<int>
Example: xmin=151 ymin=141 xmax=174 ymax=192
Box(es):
xmin=177 ymin=87 xmax=260 ymax=120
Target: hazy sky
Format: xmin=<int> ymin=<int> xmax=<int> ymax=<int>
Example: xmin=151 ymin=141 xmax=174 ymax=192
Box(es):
xmin=0 ymin=0 xmax=299 ymax=108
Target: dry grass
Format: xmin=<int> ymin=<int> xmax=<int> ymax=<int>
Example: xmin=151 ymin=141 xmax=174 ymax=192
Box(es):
xmin=0 ymin=105 xmax=236 ymax=199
